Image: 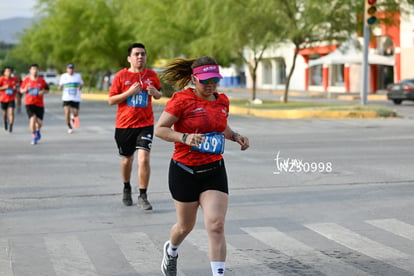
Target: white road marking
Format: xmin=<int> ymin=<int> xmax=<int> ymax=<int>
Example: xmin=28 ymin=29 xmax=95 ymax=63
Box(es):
xmin=111 ymin=232 xmax=186 ymax=275
xmin=187 ymin=229 xmax=283 ymax=275
xmin=306 ymin=222 xmax=414 ymax=272
xmin=366 ymin=218 xmax=414 ymax=241
xmin=242 ymin=226 xmax=372 ymax=276
xmin=44 ymin=235 xmax=98 ymax=276
xmin=0 ymin=239 xmax=13 ymax=276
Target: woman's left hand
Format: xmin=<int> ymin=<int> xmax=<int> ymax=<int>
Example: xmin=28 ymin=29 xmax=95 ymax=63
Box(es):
xmin=235 ymin=135 xmax=249 ymax=151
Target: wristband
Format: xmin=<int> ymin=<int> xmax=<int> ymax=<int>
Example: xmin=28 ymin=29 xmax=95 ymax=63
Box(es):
xmin=181 ymin=133 xmax=189 ymax=144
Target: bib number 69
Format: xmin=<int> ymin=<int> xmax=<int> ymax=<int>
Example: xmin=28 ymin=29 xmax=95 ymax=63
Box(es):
xmin=191 ymin=132 xmax=225 ymax=154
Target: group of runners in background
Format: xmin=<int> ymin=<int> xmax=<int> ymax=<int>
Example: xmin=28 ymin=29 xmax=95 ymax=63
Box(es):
xmin=0 ymin=63 xmax=83 ymax=144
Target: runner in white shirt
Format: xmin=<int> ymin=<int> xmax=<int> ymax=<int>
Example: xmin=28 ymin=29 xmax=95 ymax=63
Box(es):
xmin=58 ymin=64 xmax=83 ymax=134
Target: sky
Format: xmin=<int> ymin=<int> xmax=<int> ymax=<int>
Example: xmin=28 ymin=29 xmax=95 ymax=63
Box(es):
xmin=0 ymin=0 xmax=36 ymax=20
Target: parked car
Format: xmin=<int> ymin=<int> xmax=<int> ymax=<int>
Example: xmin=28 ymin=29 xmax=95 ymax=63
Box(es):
xmin=38 ymin=72 xmax=60 ymax=86
xmin=386 ymin=79 xmax=414 ymax=105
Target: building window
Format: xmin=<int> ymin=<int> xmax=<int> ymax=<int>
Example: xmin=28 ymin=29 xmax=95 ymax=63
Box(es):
xmin=330 ymin=64 xmax=344 ymax=86
xmin=309 ymin=65 xmax=322 ymax=86
xmin=262 ymin=59 xmax=272 ymax=85
xmin=276 ymin=59 xmax=286 ymax=84
xmin=377 ymin=36 xmax=394 ymax=56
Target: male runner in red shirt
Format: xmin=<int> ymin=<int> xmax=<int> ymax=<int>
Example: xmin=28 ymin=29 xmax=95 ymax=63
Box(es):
xmin=109 ymin=43 xmax=162 ymax=210
xmin=20 ymin=64 xmax=49 ymax=145
xmin=0 ymin=66 xmax=17 ymax=132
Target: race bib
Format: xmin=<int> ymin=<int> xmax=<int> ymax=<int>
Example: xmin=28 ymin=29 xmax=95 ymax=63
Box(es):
xmin=191 ymin=132 xmax=225 ymax=154
xmin=5 ymin=88 xmax=14 ymax=95
xmin=127 ymin=91 xmax=148 ymax=107
xmin=66 ymin=87 xmax=78 ymax=96
xmin=28 ymin=88 xmax=40 ymax=96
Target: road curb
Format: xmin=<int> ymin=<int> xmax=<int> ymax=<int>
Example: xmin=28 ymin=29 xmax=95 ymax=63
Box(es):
xmin=81 ymin=93 xmax=109 ymax=101
xmin=81 ymin=93 xmax=388 ymax=119
xmin=229 ymin=106 xmax=380 ymax=119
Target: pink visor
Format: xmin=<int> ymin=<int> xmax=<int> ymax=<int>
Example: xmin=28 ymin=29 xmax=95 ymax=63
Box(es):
xmin=192 ymin=65 xmax=223 ymax=80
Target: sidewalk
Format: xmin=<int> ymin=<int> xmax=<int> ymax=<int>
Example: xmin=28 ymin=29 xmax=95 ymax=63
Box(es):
xmin=81 ymin=89 xmax=391 ymax=119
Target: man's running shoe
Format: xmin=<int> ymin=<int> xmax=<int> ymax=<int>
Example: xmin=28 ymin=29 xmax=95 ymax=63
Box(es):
xmin=122 ymin=188 xmax=132 ymax=206
xmin=35 ymin=130 xmax=41 ymax=141
xmin=73 ymin=116 xmax=80 ymax=128
xmin=161 ymin=241 xmax=177 ymax=276
xmin=31 ymin=137 xmax=37 ymax=145
xmin=67 ymin=128 xmax=73 ymax=134
xmin=137 ymin=193 xmax=152 ymax=210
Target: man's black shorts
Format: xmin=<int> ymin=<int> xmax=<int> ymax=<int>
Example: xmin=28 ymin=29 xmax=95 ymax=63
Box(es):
xmin=115 ymin=125 xmax=153 ymax=157
xmin=26 ymin=105 xmax=44 ymax=120
xmin=168 ymin=159 xmax=228 ymax=202
xmin=63 ymin=101 xmax=80 ymax=109
xmin=1 ymin=101 xmax=15 ymax=110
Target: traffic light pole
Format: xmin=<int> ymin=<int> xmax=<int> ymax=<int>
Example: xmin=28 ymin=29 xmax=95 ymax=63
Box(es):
xmin=361 ymin=0 xmax=377 ymax=105
xmin=361 ymin=24 xmax=370 ymax=105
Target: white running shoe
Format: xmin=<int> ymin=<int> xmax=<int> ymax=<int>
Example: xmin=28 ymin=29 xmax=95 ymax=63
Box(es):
xmin=161 ymin=241 xmax=177 ymax=276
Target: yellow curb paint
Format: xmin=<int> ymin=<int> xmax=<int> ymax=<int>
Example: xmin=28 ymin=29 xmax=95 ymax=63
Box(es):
xmin=154 ymin=97 xmax=170 ymax=105
xmin=81 ymin=93 xmax=385 ymax=119
xmin=81 ymin=93 xmax=109 ymax=101
xmin=336 ymin=94 xmax=387 ymax=101
xmin=337 ymin=95 xmax=360 ymax=100
xmin=229 ymin=106 xmax=380 ymax=119
xmin=368 ymin=94 xmax=387 ymax=101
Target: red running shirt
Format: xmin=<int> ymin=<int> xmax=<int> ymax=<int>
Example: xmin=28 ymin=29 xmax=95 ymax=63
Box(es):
xmin=165 ymin=88 xmax=229 ymax=166
xmin=0 ymin=76 xmax=17 ymax=103
xmin=21 ymin=77 xmax=48 ymax=107
xmin=109 ymin=68 xmax=161 ymax=129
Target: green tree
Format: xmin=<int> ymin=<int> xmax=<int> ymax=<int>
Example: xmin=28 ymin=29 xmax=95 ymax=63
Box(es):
xmin=207 ymin=0 xmax=283 ymax=101
xmin=10 ymin=0 xmax=140 ymax=89
xmin=138 ymin=0 xmax=281 ymax=101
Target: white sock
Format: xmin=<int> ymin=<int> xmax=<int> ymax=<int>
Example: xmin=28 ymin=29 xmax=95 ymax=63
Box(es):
xmin=167 ymin=241 xmax=178 ymax=257
xmin=211 ymin=261 xmax=225 ymax=275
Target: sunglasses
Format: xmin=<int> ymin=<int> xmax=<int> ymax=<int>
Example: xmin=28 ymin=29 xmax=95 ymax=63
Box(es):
xmin=196 ymin=77 xmax=220 ymax=85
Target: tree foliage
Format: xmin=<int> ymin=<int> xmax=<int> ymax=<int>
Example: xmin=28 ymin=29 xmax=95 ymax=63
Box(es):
xmin=10 ymin=0 xmax=139 ymax=83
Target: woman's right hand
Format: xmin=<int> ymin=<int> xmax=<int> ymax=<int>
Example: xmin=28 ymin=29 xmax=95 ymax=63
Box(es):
xmin=128 ymin=82 xmax=141 ymax=95
xmin=184 ymin=133 xmax=204 ymax=147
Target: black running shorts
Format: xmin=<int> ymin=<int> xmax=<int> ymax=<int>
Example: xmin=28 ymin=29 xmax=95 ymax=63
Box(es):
xmin=63 ymin=101 xmax=80 ymax=109
xmin=168 ymin=159 xmax=228 ymax=202
xmin=115 ymin=125 xmax=154 ymax=157
xmin=1 ymin=101 xmax=15 ymax=110
xmin=25 ymin=105 xmax=44 ymax=120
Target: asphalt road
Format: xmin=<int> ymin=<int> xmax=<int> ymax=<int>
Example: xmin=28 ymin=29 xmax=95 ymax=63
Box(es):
xmin=1 ymin=94 xmax=414 ymax=276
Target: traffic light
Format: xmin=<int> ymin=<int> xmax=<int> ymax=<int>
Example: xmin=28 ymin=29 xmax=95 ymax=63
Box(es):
xmin=366 ymin=0 xmax=377 ymax=25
